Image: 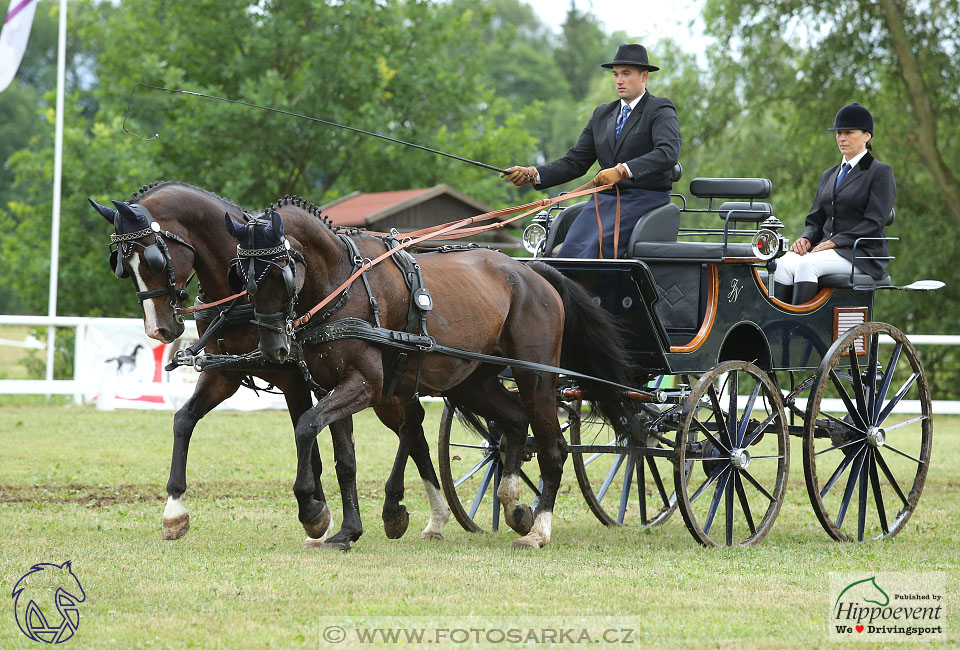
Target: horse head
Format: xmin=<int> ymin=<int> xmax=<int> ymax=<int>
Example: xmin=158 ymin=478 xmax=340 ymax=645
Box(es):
xmin=225 ymin=209 xmax=305 ymax=362
xmin=89 ymin=195 xmax=196 ymax=343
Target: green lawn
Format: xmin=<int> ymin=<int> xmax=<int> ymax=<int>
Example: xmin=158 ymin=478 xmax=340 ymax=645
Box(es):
xmin=0 ymin=403 xmax=956 ymax=649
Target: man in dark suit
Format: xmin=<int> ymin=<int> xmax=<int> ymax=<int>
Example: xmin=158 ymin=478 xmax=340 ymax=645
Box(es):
xmin=774 ymin=102 xmax=896 ymax=304
xmin=503 ymin=43 xmax=681 ymax=258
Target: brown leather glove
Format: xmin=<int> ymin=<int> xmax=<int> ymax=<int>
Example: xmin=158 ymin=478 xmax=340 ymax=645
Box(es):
xmin=593 ymin=164 xmax=627 ymax=187
xmin=502 ymin=165 xmax=538 ymax=186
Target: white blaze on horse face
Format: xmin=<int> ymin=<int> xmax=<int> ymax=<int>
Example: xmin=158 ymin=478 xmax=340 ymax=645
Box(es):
xmin=129 ymin=253 xmax=162 ymax=340
xmin=420 ymin=479 xmax=450 ymax=538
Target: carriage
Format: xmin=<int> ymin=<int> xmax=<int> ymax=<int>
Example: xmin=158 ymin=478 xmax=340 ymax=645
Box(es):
xmin=437 ymin=169 xmax=939 ymax=547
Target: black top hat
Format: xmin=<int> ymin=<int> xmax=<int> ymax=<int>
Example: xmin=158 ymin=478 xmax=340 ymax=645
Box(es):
xmin=828 ymin=102 xmax=874 ymax=135
xmin=601 ymin=44 xmax=659 ymax=71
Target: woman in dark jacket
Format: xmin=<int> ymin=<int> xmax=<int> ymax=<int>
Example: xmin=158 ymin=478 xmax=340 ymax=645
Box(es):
xmin=774 ymin=103 xmax=896 ymax=304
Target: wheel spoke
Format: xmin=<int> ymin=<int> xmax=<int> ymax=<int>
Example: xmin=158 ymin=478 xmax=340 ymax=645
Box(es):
xmin=819 ymin=410 xmax=867 ymax=436
xmin=748 ymin=454 xmax=784 ymax=460
xmin=740 ymin=467 xmax=775 ymax=502
xmin=874 ymin=451 xmax=909 ymax=506
xmin=835 ymin=446 xmax=867 ymax=530
xmin=882 ymin=415 xmax=928 ymax=433
xmin=847 ymin=348 xmax=869 ymax=426
xmin=819 ymin=444 xmax=862 ymax=498
xmin=492 ymin=463 xmax=501 ymax=532
xmin=742 ymin=410 xmax=778 ymax=448
xmin=703 ymin=468 xmax=731 ymax=536
xmin=873 ymin=343 xmax=903 ymax=422
xmin=829 ymin=368 xmax=867 ymax=430
xmin=727 ymin=371 xmax=739 ymax=447
xmin=882 ymin=443 xmax=923 ymax=465
xmin=725 ymin=468 xmax=735 ymax=545
xmin=735 ymin=472 xmax=756 ymax=535
xmin=877 ymin=373 xmax=918 ymax=423
xmin=857 ymin=448 xmax=870 ymax=541
xmin=583 ymin=452 xmax=604 ymax=467
xmin=618 ymin=455 xmax=635 ymax=524
xmin=454 ymin=454 xmax=494 ymax=489
xmin=468 ymin=460 xmax=496 ymax=519
xmin=647 ymin=455 xmax=670 ymax=506
xmin=707 ymin=385 xmax=731 ymax=447
xmin=865 ymin=333 xmax=879 ymax=426
xmin=637 ymin=453 xmax=647 ymax=525
xmin=815 ymin=437 xmax=864 ymax=456
xmin=691 ymin=417 xmax=730 ymax=454
xmin=869 ymin=451 xmax=889 ymax=535
xmin=736 ymin=382 xmax=761 ymax=447
xmin=518 ymin=469 xmax=542 ymax=497
xmin=689 ymin=462 xmax=727 ymax=504
xmin=597 ymin=454 xmax=626 ymax=502
xmin=450 ymin=442 xmax=494 ymax=450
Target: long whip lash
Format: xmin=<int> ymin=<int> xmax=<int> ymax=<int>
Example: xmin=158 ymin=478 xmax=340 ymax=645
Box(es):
xmin=122 ymin=83 xmax=509 ymax=174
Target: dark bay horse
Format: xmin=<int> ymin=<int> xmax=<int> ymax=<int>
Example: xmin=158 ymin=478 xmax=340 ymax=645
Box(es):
xmin=229 ymin=208 xmax=638 ymax=549
xmin=89 ymin=182 xmax=449 ymax=549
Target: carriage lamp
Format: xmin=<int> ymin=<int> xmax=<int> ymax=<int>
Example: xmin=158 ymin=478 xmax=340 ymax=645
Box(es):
xmin=523 ymin=222 xmax=547 ymax=255
xmin=751 ymin=229 xmax=784 ymax=260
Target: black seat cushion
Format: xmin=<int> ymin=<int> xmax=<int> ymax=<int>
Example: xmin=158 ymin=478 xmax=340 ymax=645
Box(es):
xmin=819 ymin=272 xmax=891 ymax=287
xmin=632 ymin=240 xmax=756 ymax=260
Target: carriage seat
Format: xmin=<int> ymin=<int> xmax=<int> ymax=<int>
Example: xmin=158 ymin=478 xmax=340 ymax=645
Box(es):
xmin=631 ymin=240 xmax=757 ymax=261
xmin=543 ymin=164 xmax=683 ymax=256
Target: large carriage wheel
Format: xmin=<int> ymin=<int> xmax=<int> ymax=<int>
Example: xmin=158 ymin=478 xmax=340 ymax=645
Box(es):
xmin=570 ymin=378 xmax=682 ymax=527
xmin=438 ymin=403 xmax=543 ymax=533
xmin=674 ymin=361 xmax=789 ymax=547
xmin=803 ymin=322 xmax=932 ymax=542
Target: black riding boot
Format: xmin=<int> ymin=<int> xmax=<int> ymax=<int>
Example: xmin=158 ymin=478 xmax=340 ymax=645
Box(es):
xmin=773 ymin=281 xmax=792 ymax=303
xmin=792 ymin=281 xmax=820 ymax=305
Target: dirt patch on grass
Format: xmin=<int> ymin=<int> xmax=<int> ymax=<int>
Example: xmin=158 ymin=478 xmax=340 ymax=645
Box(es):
xmin=0 ymin=482 xmax=293 ymax=507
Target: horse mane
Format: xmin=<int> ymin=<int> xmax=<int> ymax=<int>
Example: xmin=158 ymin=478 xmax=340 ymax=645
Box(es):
xmin=264 ymin=194 xmax=367 ymax=237
xmin=129 ymin=180 xmax=247 ymax=216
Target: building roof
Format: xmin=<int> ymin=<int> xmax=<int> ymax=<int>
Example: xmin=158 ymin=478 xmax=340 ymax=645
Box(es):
xmin=321 ymin=184 xmax=494 ymax=227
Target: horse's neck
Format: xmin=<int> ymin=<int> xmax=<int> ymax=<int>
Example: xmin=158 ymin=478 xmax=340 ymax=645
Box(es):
xmin=296 ymin=222 xmax=353 ymax=303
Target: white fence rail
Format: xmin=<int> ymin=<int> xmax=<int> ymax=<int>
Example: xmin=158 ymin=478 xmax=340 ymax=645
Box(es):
xmin=1 ymin=315 xmax=958 ymax=413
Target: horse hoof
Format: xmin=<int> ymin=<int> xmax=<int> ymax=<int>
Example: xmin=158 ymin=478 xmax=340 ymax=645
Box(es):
xmin=383 ymin=507 xmax=410 ymax=539
xmin=420 ymin=530 xmax=444 ymax=541
xmin=506 ymin=504 xmax=534 ymax=536
xmin=161 ymin=513 xmax=190 ymax=540
xmin=511 ymin=534 xmax=543 ymax=550
xmin=302 ymin=503 xmax=331 ymax=540
xmin=303 ymin=537 xmax=350 ymax=552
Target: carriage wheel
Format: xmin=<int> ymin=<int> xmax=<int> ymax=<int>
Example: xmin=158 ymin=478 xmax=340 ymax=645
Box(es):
xmin=570 ymin=383 xmax=681 ymax=528
xmin=438 ymin=403 xmax=543 ymax=533
xmin=674 ymin=361 xmax=789 ymax=547
xmin=803 ymin=322 xmax=932 ymax=542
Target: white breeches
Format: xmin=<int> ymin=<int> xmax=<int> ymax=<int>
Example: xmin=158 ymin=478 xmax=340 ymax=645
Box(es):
xmin=774 ymin=250 xmax=854 ymax=285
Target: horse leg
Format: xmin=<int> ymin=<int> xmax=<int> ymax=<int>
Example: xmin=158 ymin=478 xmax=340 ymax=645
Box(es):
xmin=293 ymin=372 xmax=375 ymax=542
xmin=163 ymin=371 xmax=240 ymax=540
xmin=445 ymin=377 xmax=533 ymax=536
xmin=374 ymin=400 xmax=450 ymax=541
xmin=317 ymin=418 xmax=363 ymax=550
xmin=510 ymin=370 xmax=566 ymax=550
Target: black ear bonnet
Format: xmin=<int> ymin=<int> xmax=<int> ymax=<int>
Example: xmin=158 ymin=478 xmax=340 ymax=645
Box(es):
xmin=226 ymin=210 xmax=300 ymax=299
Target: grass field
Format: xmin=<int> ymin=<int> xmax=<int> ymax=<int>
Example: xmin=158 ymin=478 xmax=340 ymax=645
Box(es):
xmin=0 ymin=402 xmax=956 ymax=649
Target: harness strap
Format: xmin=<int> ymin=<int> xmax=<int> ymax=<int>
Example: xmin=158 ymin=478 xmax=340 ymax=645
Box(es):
xmin=294 ymin=183 xmax=613 ymax=327
xmin=298 ymin=317 xmax=662 ymax=400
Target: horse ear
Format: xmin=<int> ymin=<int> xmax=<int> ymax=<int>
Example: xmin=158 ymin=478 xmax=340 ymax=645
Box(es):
xmin=270 ymin=210 xmax=284 ymax=239
xmin=88 ymin=198 xmax=117 ymax=224
xmin=111 ymin=200 xmax=145 ymax=227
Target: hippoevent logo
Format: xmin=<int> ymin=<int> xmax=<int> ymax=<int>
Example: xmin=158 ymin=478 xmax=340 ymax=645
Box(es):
xmin=829 ymin=572 xmax=945 ymax=641
xmin=11 ymin=561 xmax=86 ymax=644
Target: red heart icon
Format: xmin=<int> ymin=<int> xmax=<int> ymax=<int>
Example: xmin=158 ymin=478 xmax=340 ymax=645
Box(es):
xmin=856 ymin=625 xmax=864 ymax=633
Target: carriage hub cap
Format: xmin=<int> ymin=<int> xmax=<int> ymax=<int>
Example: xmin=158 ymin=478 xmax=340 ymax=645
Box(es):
xmin=730 ymin=448 xmax=751 ymax=470
xmin=866 ymin=426 xmax=886 ymax=448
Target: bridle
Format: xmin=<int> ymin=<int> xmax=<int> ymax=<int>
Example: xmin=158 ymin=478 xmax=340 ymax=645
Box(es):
xmin=110 ymin=203 xmax=197 ymax=323
xmin=229 ymin=214 xmax=305 ymax=337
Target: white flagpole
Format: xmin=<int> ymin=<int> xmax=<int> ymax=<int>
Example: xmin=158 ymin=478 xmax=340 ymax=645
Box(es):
xmin=44 ymin=0 xmax=67 ymax=390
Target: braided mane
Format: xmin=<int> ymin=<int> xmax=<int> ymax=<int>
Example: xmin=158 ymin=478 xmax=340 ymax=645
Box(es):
xmin=129 ymin=180 xmax=246 ymax=215
xmin=265 ymin=193 xmax=366 ymax=236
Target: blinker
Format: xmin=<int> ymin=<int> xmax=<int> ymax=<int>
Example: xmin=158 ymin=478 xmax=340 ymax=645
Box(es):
xmin=109 ymin=248 xmax=129 ymax=279
xmin=143 ymin=244 xmax=167 ymax=274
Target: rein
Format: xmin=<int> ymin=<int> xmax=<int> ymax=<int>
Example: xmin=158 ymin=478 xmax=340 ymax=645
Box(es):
xmin=293 ymin=182 xmax=615 ymax=327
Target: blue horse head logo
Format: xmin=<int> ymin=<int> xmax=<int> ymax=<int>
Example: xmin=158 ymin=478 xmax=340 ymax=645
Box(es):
xmin=12 ymin=561 xmax=86 ymax=644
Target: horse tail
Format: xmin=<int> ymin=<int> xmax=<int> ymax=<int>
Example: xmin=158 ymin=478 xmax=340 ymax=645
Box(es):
xmin=527 ymin=261 xmax=639 ymax=438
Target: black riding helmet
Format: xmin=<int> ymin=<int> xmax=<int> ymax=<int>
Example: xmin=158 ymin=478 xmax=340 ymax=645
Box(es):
xmin=828 ymin=102 xmax=873 ymax=135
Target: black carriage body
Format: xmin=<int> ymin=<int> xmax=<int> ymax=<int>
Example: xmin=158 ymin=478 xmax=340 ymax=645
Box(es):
xmin=536 ymin=257 xmax=874 ymax=375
